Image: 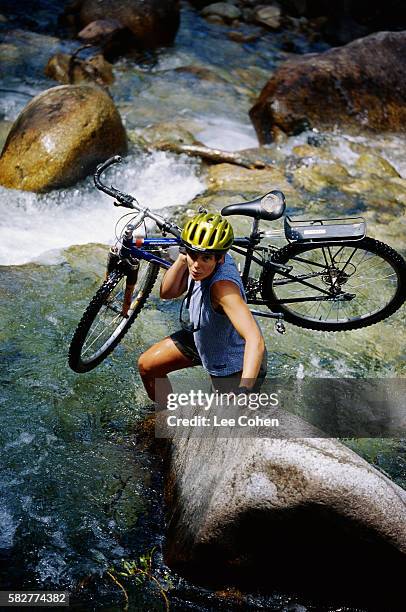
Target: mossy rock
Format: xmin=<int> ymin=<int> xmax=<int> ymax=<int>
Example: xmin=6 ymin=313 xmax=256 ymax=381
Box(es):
xmin=342 ymin=177 xmax=406 ymax=206
xmin=292 ymin=162 xmax=349 ymax=192
xmin=292 ymin=144 xmax=330 ymax=160
xmin=129 ymin=122 xmax=199 ymax=149
xmin=355 ymin=153 xmax=400 ymax=179
xmin=207 ymin=163 xmax=295 ymax=197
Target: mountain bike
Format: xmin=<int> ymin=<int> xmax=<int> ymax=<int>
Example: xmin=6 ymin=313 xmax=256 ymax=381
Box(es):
xmin=68 ymin=156 xmax=406 ymax=373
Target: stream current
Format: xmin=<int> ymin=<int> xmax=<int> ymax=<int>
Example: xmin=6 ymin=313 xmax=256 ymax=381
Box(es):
xmin=0 ymin=2 xmax=405 ymax=610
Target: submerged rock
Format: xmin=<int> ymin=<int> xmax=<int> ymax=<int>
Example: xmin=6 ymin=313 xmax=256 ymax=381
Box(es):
xmin=129 ymin=122 xmax=199 ymax=149
xmin=292 ymin=162 xmax=350 ymax=192
xmin=201 ymin=3 xmax=242 ymax=23
xmin=45 ymin=52 xmax=114 ymax=87
xmin=250 ymin=31 xmax=406 ymax=142
xmin=342 ymin=177 xmax=406 ymax=206
xmin=207 ymin=162 xmax=296 ymax=197
xmin=164 ymin=431 xmax=406 ymax=607
xmin=354 ymin=153 xmax=400 ymax=179
xmin=62 ymin=0 xmax=180 ymax=51
xmin=0 ymin=85 xmax=127 ymax=192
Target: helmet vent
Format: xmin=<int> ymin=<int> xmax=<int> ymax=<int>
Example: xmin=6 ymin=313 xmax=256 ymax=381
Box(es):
xmin=208 ymin=231 xmax=217 ymax=247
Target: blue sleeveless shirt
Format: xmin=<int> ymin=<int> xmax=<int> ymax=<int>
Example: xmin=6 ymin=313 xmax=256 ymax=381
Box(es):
xmin=188 ymin=253 xmax=246 ymax=376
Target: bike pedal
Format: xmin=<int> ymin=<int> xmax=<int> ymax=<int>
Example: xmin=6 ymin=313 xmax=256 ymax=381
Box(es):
xmin=275 ymin=321 xmax=286 ymax=334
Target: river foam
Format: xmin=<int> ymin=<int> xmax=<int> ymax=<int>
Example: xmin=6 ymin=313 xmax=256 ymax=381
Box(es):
xmin=0 ymin=151 xmax=205 ymax=266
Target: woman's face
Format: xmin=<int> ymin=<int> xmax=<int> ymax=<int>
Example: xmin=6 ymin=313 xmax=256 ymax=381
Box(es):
xmin=186 ymin=250 xmax=224 ymax=281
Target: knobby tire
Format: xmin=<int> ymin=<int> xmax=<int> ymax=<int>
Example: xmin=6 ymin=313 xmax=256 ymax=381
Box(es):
xmin=69 ymin=263 xmax=160 ymax=373
xmin=262 ymin=237 xmax=406 ymax=331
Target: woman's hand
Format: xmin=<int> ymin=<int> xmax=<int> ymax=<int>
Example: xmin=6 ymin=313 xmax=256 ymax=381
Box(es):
xmin=160 ymin=252 xmax=188 ymax=298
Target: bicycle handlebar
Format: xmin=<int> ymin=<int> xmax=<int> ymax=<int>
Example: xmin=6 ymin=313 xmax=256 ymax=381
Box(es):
xmin=93 ymin=156 xmax=181 ymax=239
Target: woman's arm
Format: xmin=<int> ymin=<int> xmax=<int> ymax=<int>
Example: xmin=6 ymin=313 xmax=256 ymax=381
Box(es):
xmin=211 ymin=280 xmax=265 ymax=389
xmin=160 ymin=253 xmax=189 ymax=298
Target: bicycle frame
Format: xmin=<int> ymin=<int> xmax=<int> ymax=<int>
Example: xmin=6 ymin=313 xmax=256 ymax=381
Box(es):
xmin=119 ymin=220 xmax=284 ymax=321
xmin=95 ymin=156 xmax=359 ymax=323
xmin=121 ymin=236 xmax=256 ymax=271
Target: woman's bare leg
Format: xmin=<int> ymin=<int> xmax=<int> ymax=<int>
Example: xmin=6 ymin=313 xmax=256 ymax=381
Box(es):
xmin=138 ymin=337 xmax=196 ymax=405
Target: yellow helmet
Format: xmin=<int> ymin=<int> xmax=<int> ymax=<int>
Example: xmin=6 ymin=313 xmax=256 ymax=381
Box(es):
xmin=181 ymin=212 xmax=234 ymax=253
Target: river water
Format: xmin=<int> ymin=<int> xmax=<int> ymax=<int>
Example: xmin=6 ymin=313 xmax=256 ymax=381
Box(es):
xmin=0 ymin=2 xmax=405 ymax=610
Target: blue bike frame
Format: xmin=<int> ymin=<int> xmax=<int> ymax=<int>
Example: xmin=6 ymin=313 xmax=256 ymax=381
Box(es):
xmin=122 ymin=236 xmax=255 ymax=270
xmin=120 ymin=236 xmax=283 ymax=321
xmin=124 ymin=237 xmax=179 ymax=269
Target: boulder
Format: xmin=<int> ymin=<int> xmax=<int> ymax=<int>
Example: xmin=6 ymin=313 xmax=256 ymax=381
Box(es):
xmin=62 ymin=0 xmax=180 ymax=50
xmin=164 ymin=426 xmax=406 ymax=607
xmin=250 ymin=31 xmax=406 ymax=142
xmin=0 ymin=85 xmax=127 ymax=192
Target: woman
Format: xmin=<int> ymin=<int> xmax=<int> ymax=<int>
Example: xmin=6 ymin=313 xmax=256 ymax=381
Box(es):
xmin=138 ymin=212 xmax=267 ymax=404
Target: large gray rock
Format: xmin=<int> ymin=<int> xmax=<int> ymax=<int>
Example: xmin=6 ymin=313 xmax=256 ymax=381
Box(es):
xmin=0 ymin=85 xmax=127 ymax=192
xmin=163 ymin=412 xmax=406 ymax=606
xmin=250 ymin=31 xmax=406 ymax=142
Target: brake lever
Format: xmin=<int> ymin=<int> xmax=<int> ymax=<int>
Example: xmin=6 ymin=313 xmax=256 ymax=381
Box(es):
xmin=114 ymin=200 xmax=134 ymax=210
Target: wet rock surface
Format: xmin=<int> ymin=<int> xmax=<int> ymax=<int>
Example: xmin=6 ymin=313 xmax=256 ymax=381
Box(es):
xmin=250 ymin=31 xmax=406 ymax=141
xmin=164 ymin=431 xmax=406 ymax=607
xmin=0 ymin=84 xmax=127 ymax=191
xmin=45 ymin=52 xmax=114 ymax=86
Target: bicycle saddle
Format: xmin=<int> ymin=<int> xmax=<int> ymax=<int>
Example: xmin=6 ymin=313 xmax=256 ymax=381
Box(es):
xmin=221 ymin=190 xmax=286 ymax=222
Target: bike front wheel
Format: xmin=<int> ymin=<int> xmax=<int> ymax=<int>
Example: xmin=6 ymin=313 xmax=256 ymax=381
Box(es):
xmin=69 ymin=260 xmax=160 ymax=373
xmin=261 ymin=237 xmax=406 ymax=331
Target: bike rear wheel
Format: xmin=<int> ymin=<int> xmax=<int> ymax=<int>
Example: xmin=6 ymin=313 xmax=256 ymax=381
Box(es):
xmin=69 ymin=260 xmax=160 ymax=373
xmin=261 ymin=237 xmax=406 ymax=331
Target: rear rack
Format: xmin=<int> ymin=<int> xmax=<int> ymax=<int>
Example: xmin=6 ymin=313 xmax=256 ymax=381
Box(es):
xmin=284 ymin=215 xmax=366 ymax=243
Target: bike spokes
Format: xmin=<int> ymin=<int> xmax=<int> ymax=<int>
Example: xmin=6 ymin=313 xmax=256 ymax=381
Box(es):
xmin=80 ymin=264 xmax=150 ymax=362
xmin=271 ymin=244 xmax=399 ymax=324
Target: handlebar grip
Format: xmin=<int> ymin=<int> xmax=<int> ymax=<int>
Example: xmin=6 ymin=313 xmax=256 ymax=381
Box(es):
xmin=154 ymin=218 xmax=181 ymax=238
xmin=95 ymin=155 xmax=122 ymax=178
xmin=94 ymin=156 xmax=123 ymax=196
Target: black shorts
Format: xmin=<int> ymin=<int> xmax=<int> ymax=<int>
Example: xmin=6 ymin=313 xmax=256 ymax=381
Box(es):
xmin=170 ymin=329 xmax=268 ymax=392
xmin=170 ymin=329 xmax=202 ymax=365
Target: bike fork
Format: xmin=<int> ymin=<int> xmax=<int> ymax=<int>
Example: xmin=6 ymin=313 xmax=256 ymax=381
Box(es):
xmin=105 ymin=245 xmax=140 ymax=318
